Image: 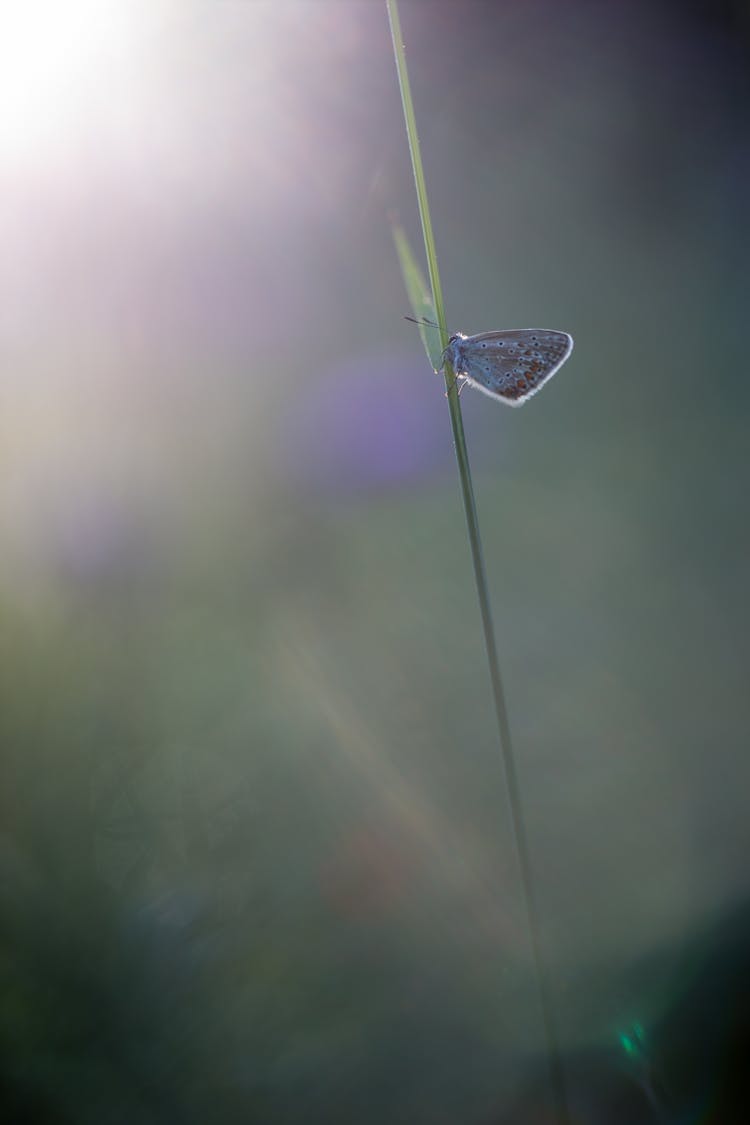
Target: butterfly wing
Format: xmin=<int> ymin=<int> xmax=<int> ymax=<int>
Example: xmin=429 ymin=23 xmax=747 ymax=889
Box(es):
xmin=450 ymin=329 xmax=573 ymax=405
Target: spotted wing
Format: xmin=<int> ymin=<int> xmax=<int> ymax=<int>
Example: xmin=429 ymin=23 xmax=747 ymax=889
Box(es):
xmin=455 ymin=329 xmax=573 ymax=405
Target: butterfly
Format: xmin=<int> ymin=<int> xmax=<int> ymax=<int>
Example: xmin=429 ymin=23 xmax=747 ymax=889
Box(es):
xmin=442 ymin=328 xmax=573 ymax=406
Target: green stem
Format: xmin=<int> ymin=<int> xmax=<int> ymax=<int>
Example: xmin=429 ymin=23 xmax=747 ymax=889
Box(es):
xmin=386 ymin=3 xmax=571 ymax=1122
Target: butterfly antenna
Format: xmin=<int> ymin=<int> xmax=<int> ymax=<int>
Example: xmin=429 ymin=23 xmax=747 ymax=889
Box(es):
xmin=404 ymin=315 xmax=440 ymax=330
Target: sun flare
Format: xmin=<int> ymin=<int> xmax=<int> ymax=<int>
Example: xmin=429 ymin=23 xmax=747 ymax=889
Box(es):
xmin=0 ymin=2 xmax=136 ymax=162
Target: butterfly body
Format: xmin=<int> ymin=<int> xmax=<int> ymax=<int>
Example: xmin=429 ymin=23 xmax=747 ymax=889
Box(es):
xmin=442 ymin=329 xmax=573 ymax=406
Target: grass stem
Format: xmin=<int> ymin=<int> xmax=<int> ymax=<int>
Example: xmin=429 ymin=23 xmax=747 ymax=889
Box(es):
xmin=386 ymin=3 xmax=571 ymax=1121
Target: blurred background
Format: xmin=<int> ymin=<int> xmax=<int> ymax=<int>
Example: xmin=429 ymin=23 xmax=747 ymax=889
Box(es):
xmin=1 ymin=1 xmax=749 ymax=1121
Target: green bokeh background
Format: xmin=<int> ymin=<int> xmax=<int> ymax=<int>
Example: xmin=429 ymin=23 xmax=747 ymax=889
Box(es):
xmin=1 ymin=2 xmax=749 ymax=1121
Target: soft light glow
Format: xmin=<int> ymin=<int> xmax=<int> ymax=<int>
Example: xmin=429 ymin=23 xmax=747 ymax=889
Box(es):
xmin=0 ymin=2 xmax=135 ymax=161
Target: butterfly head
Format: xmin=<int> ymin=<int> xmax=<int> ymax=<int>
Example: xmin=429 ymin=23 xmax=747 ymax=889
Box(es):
xmin=441 ymin=333 xmax=467 ymax=373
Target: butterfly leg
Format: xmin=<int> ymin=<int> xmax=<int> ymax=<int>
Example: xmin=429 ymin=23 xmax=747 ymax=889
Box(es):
xmin=444 ymin=375 xmax=469 ymax=399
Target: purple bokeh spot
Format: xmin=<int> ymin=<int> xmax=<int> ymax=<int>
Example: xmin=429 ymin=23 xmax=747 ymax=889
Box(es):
xmin=283 ymin=351 xmax=452 ymax=496
xmin=40 ymin=488 xmax=158 ymax=592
